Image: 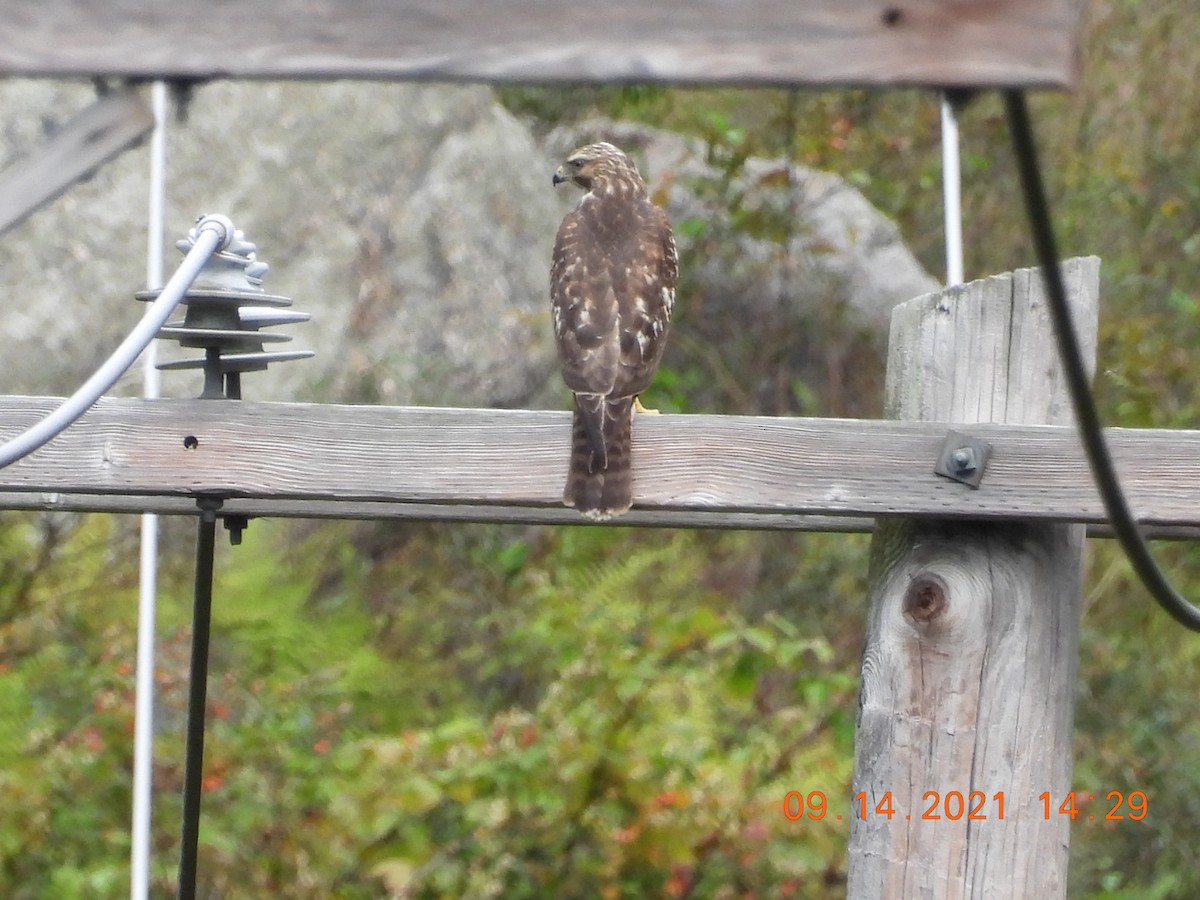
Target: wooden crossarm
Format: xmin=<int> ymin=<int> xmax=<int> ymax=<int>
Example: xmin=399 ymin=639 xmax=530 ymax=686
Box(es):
xmin=0 ymin=396 xmax=1193 ymax=529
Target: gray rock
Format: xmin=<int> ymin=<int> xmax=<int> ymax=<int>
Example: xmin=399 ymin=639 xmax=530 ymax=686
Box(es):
xmin=0 ymin=80 xmax=563 ymax=407
xmin=0 ymin=83 xmax=934 ymax=418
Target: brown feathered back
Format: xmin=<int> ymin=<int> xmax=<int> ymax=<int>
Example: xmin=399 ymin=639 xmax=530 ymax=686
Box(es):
xmin=550 ymin=142 xmax=677 ymax=520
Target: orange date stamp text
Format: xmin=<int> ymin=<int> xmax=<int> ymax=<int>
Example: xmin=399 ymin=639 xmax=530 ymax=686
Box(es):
xmin=782 ymin=790 xmax=1147 ymax=823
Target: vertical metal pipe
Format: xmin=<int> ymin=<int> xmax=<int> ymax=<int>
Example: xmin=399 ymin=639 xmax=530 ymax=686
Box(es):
xmin=940 ymin=93 xmax=965 ymax=286
xmin=132 ymin=78 xmax=169 ymax=900
xmin=177 ymin=498 xmax=220 ymax=900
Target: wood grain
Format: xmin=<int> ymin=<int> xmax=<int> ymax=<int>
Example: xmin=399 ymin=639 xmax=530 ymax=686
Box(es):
xmin=0 ymin=87 xmax=153 ymax=238
xmin=848 ymin=259 xmax=1097 ymax=898
xmin=2 ymin=368 xmax=1200 ymax=528
xmin=0 ymin=0 xmax=1083 ymax=88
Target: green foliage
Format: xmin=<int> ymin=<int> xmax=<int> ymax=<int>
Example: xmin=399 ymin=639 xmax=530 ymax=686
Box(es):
xmin=0 ymin=513 xmax=139 ymax=897
xmin=331 ymin=531 xmax=853 ymax=898
xmin=494 ymin=85 xmax=673 ymax=136
xmin=0 ymin=516 xmax=866 ymax=897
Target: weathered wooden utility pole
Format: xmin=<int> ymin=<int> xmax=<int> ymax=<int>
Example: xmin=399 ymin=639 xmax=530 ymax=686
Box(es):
xmin=849 ymin=257 xmax=1100 ymax=897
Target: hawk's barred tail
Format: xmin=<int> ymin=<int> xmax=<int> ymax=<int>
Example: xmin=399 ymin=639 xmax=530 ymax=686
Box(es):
xmin=573 ymin=393 xmax=610 ymax=469
xmin=564 ymin=395 xmax=634 ymax=520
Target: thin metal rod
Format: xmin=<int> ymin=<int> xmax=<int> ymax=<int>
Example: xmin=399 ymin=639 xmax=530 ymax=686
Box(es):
xmin=1004 ymin=90 xmax=1200 ymax=632
xmin=0 ymin=215 xmax=231 ymax=469
xmin=940 ymin=92 xmax=964 ymax=286
xmin=142 ymin=81 xmax=168 ymax=405
xmin=177 ymin=499 xmax=220 ymax=899
xmin=132 ymin=79 xmax=169 ymax=900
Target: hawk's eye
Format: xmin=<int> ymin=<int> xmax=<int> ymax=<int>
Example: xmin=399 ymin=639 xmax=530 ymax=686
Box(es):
xmin=569 ymin=158 xmax=585 ymax=169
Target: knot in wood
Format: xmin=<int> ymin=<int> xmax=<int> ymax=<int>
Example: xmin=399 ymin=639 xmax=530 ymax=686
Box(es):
xmin=902 ymin=573 xmax=947 ymax=625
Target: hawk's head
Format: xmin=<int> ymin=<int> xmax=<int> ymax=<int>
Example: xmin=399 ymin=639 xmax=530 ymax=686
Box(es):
xmin=553 ymin=142 xmax=644 ymax=195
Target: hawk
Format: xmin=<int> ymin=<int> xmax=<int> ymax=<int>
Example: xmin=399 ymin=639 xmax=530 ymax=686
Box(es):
xmin=550 ymin=142 xmax=678 ymax=520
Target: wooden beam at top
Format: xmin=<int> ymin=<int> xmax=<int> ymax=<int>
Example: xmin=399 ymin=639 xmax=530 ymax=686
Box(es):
xmin=0 ymin=396 xmax=1194 ymax=528
xmin=0 ymin=1 xmax=1083 ymax=88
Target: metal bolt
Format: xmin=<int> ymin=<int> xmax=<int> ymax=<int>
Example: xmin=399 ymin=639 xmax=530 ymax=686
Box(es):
xmin=934 ymin=430 xmax=991 ymax=489
xmin=224 ymin=514 xmax=249 ymax=546
xmin=951 ymin=446 xmax=977 ymax=474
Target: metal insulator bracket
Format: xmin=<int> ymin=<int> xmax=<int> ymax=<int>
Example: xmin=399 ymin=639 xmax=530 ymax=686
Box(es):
xmin=135 ymin=217 xmax=313 ymax=400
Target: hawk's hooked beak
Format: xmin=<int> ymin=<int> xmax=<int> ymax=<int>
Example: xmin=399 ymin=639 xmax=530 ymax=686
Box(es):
xmin=552 ymin=167 xmax=569 ymax=186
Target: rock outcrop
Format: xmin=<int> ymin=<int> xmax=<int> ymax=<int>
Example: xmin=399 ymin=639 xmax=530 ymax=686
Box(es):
xmin=0 ymin=82 xmax=934 ymax=413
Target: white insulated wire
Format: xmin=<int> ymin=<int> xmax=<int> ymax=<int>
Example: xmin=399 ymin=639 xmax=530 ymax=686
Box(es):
xmin=0 ymin=220 xmax=224 ymax=469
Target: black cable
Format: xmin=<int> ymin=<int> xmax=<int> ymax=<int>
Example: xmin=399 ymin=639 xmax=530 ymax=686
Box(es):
xmin=1004 ymin=90 xmax=1200 ymax=632
xmin=178 ymin=498 xmax=221 ymax=898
